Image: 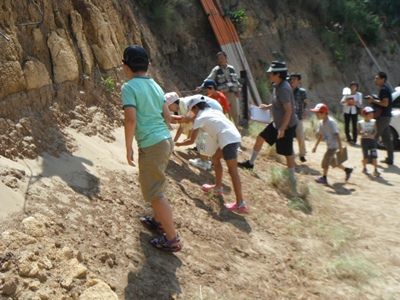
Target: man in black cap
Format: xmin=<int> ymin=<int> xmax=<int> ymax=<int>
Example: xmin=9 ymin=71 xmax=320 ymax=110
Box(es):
xmin=238 ymin=61 xmax=298 ymax=190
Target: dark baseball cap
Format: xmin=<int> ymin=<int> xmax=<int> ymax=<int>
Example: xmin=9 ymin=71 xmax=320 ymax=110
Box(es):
xmin=201 ymin=79 xmax=217 ymax=89
xmin=289 ymin=72 xmax=301 ymax=80
xmin=122 ymin=45 xmax=149 ymax=67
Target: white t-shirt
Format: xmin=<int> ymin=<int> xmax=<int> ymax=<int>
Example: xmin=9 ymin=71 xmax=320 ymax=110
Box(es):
xmin=193 ymin=108 xmax=241 ymax=149
xmin=178 ymin=95 xmax=223 ymax=135
xmin=358 ymin=119 xmax=376 ymax=138
xmin=341 ymin=92 xmax=362 ymax=114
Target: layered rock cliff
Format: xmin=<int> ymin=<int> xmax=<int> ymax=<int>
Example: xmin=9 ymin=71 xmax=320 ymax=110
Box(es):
xmin=1 ymin=0 xmax=399 ymax=160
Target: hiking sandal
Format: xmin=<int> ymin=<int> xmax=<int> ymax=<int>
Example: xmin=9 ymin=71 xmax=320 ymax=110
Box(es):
xmin=140 ymin=216 xmax=165 ymax=234
xmin=150 ymin=235 xmax=182 ymax=252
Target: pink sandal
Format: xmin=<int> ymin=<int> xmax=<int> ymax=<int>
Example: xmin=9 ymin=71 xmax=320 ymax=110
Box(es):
xmin=225 ymin=201 xmax=248 ymax=212
xmin=201 ymin=184 xmax=223 ymax=195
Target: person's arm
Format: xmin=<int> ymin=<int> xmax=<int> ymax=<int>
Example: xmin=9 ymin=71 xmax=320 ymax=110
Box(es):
xmin=312 ymin=134 xmax=323 ymax=152
xmin=371 ymin=122 xmax=378 ymax=140
xmin=174 ymin=125 xmax=183 ymax=142
xmin=175 ymin=128 xmax=200 ymax=146
xmin=302 ymin=98 xmax=308 ymax=118
xmin=367 ymin=96 xmax=389 ymax=107
xmin=278 ymin=102 xmax=292 ymax=139
xmin=124 ymin=107 xmax=137 ymax=166
xmin=162 ymin=102 xmax=171 ymax=128
xmin=176 ymin=115 xmax=195 ymax=124
xmin=354 ymin=93 xmax=362 ymax=106
xmin=340 ymin=95 xmax=348 ymax=105
xmin=334 ymin=132 xmax=344 ymax=153
xmin=358 ymin=123 xmax=364 ymax=137
xmin=259 ymin=103 xmax=272 ymax=110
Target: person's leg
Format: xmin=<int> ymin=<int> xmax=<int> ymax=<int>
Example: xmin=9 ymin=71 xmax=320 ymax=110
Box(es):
xmin=372 ymin=158 xmax=378 ymax=170
xmin=317 ymin=149 xmax=335 ymax=183
xmin=376 ymin=117 xmax=394 ymax=162
xmin=351 ymin=113 xmax=358 ymax=143
xmin=362 ymin=158 xmax=367 ymax=170
xmin=211 ymin=148 xmax=224 ymax=189
xmin=344 ymin=113 xmax=351 ymax=142
xmin=225 ymin=158 xmax=244 ymax=205
xmin=381 ymin=124 xmax=394 ymax=162
xmin=139 ymin=139 xmax=180 ymax=248
xmin=295 ymin=120 xmax=306 ymax=159
xmin=361 ymin=140 xmax=368 ymax=171
xmin=286 ymin=155 xmax=295 ymax=169
xmin=225 ymin=92 xmax=239 ymax=128
xmin=151 ymin=197 xmax=178 ymax=242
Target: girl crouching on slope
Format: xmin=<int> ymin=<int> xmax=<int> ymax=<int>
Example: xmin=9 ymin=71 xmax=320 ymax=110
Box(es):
xmin=175 ymin=97 xmax=248 ymax=212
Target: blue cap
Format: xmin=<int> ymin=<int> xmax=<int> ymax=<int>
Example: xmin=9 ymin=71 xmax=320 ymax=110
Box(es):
xmin=200 ymin=79 xmax=217 ymax=89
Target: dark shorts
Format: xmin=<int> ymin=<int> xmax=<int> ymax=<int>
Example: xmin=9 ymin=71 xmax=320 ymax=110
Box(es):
xmin=222 ymin=142 xmax=239 ymax=160
xmin=259 ymin=123 xmax=296 ymax=156
xmin=361 ymin=138 xmax=377 ymax=159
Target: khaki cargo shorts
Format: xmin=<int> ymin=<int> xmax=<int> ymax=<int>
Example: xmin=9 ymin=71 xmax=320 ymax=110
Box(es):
xmin=138 ymin=138 xmax=173 ymax=202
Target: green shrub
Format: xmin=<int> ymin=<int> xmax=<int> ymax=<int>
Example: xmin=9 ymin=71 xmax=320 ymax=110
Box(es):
xmin=101 ymin=77 xmax=115 ymax=93
xmin=226 ymin=9 xmax=247 ymax=32
xmin=136 ymin=0 xmax=192 ymax=36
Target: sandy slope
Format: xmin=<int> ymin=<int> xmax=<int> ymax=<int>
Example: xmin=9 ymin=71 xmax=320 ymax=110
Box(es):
xmin=1 ymin=124 xmax=400 ymax=299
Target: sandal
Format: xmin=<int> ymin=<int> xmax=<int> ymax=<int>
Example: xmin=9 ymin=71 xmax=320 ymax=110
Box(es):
xmin=201 ymin=184 xmax=223 ymax=195
xmin=140 ymin=216 xmax=165 ymax=234
xmin=150 ymin=235 xmax=182 ymax=252
xmin=225 ymin=201 xmax=248 ymax=213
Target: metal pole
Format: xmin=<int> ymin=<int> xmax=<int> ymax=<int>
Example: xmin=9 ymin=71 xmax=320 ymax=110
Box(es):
xmin=0 ymin=32 xmax=10 ymax=41
xmin=353 ymin=27 xmax=393 ymax=90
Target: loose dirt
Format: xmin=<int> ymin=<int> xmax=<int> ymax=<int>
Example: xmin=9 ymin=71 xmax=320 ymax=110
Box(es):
xmin=1 ymin=122 xmax=399 ymax=299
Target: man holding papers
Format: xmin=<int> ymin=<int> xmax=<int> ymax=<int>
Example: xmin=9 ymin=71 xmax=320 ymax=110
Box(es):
xmin=238 ymin=61 xmax=298 ymax=191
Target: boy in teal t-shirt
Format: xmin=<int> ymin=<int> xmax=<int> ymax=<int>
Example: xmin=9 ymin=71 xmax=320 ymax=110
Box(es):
xmin=121 ymin=45 xmax=181 ymax=252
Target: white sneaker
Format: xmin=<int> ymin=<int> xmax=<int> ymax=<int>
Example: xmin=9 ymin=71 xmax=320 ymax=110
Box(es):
xmin=237 ymin=146 xmax=243 ymax=153
xmin=205 ymin=160 xmax=212 ymax=169
xmin=189 ymin=159 xmax=209 ymax=171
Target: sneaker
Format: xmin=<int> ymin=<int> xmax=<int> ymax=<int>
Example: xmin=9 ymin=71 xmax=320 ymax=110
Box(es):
xmin=188 ymin=146 xmax=198 ymax=152
xmin=238 ymin=160 xmax=254 ymax=170
xmin=201 ymin=184 xmax=223 ymax=195
xmin=205 ymin=160 xmax=212 ymax=169
xmin=380 ymin=158 xmax=393 ymax=165
xmin=237 ymin=146 xmax=243 ymax=153
xmin=362 ymin=169 xmax=370 ymax=175
xmin=189 ymin=158 xmax=209 ymax=171
xmin=300 ymin=156 xmax=307 ymax=163
xmin=225 ymin=201 xmax=248 ymax=212
xmin=345 ymin=168 xmax=353 ymax=181
xmin=315 ymin=177 xmax=328 ymax=184
xmin=373 ymin=170 xmax=381 ymax=177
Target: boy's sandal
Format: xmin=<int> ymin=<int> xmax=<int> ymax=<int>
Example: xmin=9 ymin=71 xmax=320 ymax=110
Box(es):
xmin=151 ymin=235 xmax=182 ymax=252
xmin=140 ymin=216 xmax=165 ymax=234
